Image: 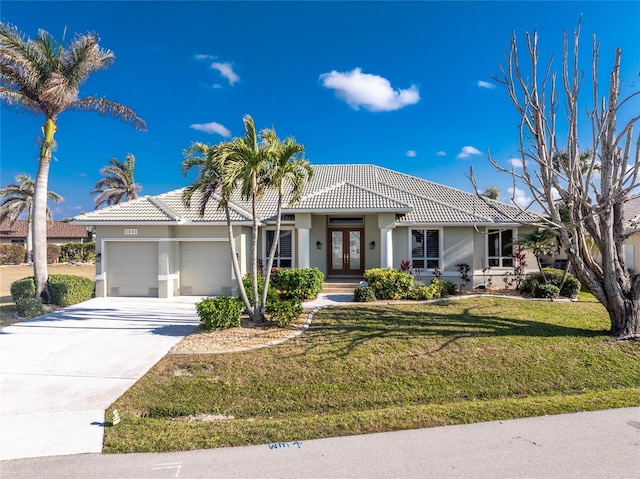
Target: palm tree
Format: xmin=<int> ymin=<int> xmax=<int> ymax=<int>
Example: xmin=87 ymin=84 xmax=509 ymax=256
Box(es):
xmin=92 ymin=153 xmax=142 ymax=208
xmin=218 ymin=115 xmax=275 ymax=321
xmin=260 ymin=130 xmax=311 ymax=312
xmin=516 ymin=229 xmax=558 ymax=282
xmin=0 ymin=174 xmax=62 ymax=263
xmin=0 ymin=23 xmax=146 ymax=300
xmin=482 ymin=186 xmax=500 ymax=200
xmin=181 ymin=141 xmax=253 ymax=313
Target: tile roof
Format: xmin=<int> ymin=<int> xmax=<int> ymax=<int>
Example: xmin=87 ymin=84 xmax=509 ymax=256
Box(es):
xmin=73 ymin=164 xmax=539 ymax=226
xmin=0 ymin=219 xmax=90 ymax=239
xmin=624 ymin=196 xmax=640 ymax=232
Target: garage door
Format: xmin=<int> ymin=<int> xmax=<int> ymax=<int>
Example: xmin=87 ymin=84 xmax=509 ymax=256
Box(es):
xmin=180 ymin=241 xmax=231 ymax=296
xmin=107 ymin=242 xmax=158 ymax=297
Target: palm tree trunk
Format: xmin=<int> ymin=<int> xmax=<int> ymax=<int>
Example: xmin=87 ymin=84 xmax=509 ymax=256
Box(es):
xmin=251 ymin=175 xmax=262 ymax=321
xmin=262 ymin=192 xmax=283 ymax=312
xmin=224 ymin=201 xmax=253 ymax=315
xmin=33 ymin=119 xmax=56 ymax=301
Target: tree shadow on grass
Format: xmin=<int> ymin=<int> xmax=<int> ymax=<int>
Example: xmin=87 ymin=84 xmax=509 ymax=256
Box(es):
xmin=296 ymin=301 xmax=609 ymax=360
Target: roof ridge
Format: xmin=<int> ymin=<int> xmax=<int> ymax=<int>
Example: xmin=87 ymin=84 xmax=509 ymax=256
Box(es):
xmin=298 ymin=181 xmax=346 ymax=201
xmin=378 ymin=182 xmax=491 ymax=222
xmin=344 ymin=181 xmax=413 ymax=209
xmin=147 ymin=196 xmax=181 ymax=221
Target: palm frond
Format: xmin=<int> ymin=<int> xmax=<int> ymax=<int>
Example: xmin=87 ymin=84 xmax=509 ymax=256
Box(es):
xmin=72 ymin=97 xmax=147 ymax=130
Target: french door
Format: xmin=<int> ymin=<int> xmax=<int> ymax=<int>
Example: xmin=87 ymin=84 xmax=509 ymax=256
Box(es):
xmin=329 ymin=228 xmax=364 ymax=275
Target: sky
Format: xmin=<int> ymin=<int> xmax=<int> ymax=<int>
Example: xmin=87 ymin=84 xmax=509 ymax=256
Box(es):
xmin=1 ymin=1 xmax=639 ymax=219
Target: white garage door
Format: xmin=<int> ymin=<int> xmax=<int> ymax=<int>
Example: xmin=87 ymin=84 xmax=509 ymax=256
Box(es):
xmin=107 ymin=242 xmax=158 ymax=297
xmin=180 ymin=241 xmax=231 ymax=296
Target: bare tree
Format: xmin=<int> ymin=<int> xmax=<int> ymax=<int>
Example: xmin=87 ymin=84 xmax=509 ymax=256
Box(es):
xmin=483 ymin=22 xmax=640 ymax=340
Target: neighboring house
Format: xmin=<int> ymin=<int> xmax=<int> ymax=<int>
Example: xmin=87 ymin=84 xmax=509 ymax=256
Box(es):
xmin=623 ymin=196 xmax=640 ymax=273
xmin=72 ymin=164 xmax=539 ymax=298
xmin=0 ymin=218 xmax=92 ymax=245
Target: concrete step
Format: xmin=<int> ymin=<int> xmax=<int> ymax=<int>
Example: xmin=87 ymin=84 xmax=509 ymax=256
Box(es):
xmin=322 ymin=280 xmax=362 ymax=294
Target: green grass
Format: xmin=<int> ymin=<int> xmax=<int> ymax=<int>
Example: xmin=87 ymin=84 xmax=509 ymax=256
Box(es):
xmin=104 ymin=296 xmax=640 ymax=453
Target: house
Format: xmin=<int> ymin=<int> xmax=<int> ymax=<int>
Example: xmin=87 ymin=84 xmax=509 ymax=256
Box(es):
xmin=72 ymin=164 xmax=540 ymax=298
xmin=0 ymin=218 xmax=92 ymax=245
xmin=623 ymin=196 xmax=640 ymax=273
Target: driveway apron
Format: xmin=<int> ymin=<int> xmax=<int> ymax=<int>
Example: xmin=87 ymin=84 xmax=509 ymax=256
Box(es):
xmin=0 ymin=297 xmax=200 ymax=461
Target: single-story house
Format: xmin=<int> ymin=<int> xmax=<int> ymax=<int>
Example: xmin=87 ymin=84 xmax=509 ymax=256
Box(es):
xmin=72 ymin=164 xmax=539 ymax=298
xmin=623 ymin=196 xmax=640 ymax=273
xmin=0 ymin=218 xmax=92 ymax=245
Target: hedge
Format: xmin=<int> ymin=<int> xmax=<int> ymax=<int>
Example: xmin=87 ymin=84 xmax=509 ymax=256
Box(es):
xmin=363 ymin=268 xmax=414 ymax=300
xmin=520 ymin=267 xmax=580 ymax=299
xmin=273 ymin=268 xmax=324 ymax=300
xmin=0 ymin=244 xmax=26 ymax=265
xmin=10 ymin=274 xmax=95 ymax=307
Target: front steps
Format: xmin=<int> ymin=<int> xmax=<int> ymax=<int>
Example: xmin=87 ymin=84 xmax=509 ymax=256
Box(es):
xmin=322 ymin=277 xmax=363 ymax=294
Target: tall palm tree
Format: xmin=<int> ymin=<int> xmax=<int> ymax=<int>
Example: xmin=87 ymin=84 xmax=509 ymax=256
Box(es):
xmin=0 ymin=23 xmax=146 ymax=300
xmin=0 ymin=174 xmax=62 ymax=263
xmin=181 ymin=142 xmax=253 ymax=313
xmin=260 ymin=130 xmax=311 ymax=311
xmin=218 ymin=115 xmax=275 ymax=320
xmin=92 ymin=153 xmax=142 ymax=208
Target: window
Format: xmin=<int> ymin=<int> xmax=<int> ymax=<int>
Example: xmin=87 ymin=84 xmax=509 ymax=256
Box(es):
xmin=411 ymin=229 xmax=440 ymax=269
xmin=266 ymin=230 xmax=293 ymax=268
xmin=488 ymin=229 xmax=514 ymax=267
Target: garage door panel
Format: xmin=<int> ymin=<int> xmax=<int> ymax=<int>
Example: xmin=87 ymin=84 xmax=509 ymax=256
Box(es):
xmin=107 ymin=242 xmax=158 ymax=297
xmin=181 ymin=242 xmax=231 ymax=296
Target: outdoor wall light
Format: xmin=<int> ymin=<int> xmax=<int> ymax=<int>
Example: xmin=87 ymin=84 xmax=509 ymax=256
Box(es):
xmin=96 ymin=253 xmax=102 ymax=262
xmin=316 ymin=241 xmax=322 ymax=249
xmin=369 ymin=241 xmax=376 ymax=250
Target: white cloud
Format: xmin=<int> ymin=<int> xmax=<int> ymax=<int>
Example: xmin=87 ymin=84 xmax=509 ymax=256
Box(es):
xmin=195 ymin=54 xmax=215 ymax=61
xmin=406 ymin=150 xmax=417 ymax=157
xmin=436 ymin=151 xmax=447 ymax=157
xmin=211 ymin=83 xmax=223 ymax=89
xmin=319 ymin=68 xmax=420 ymax=112
xmin=477 ymin=80 xmax=496 ymax=89
xmin=508 ymin=186 xmax=532 ymax=208
xmin=456 ymin=146 xmax=482 ymax=159
xmin=211 ymin=62 xmax=239 ymax=85
xmin=509 ymin=158 xmax=526 ymax=168
xmin=189 ymin=121 xmax=231 ymax=137
xmin=550 ymin=187 xmax=561 ymax=201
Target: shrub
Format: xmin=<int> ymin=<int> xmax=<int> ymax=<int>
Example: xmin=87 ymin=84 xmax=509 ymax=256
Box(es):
xmin=406 ymin=284 xmax=437 ymax=300
xmin=431 ymin=278 xmax=458 ymax=298
xmin=354 ymin=286 xmax=377 ymax=302
xmin=16 ymin=298 xmax=44 ymax=318
xmin=47 ymin=275 xmax=95 ymax=307
xmin=273 ymin=268 xmax=324 ymax=300
xmin=11 ymin=277 xmax=36 ymax=303
xmin=47 ymin=244 xmax=61 ymax=264
xmin=0 ymin=244 xmax=26 ymax=265
xmin=533 ymin=283 xmax=560 ymax=299
xmin=363 ymin=268 xmax=414 ymax=300
xmin=241 ymin=274 xmax=279 ymax=305
xmin=520 ymin=268 xmax=580 ymax=299
xmin=266 ymin=298 xmax=303 ymax=328
xmin=59 ymin=242 xmax=95 ymax=263
xmin=196 ymin=296 xmax=243 ymax=330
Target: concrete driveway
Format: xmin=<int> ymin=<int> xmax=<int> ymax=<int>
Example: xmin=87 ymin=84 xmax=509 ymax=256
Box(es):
xmin=0 ymin=297 xmax=200 ymax=461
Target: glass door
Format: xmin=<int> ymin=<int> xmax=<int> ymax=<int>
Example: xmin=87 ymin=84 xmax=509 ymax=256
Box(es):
xmin=329 ymin=229 xmax=364 ymax=275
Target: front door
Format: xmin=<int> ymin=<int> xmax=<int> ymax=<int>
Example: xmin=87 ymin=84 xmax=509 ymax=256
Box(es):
xmin=329 ymin=228 xmax=364 ymax=275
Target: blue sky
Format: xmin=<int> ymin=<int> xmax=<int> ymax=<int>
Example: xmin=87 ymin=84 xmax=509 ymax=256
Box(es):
xmin=1 ymin=1 xmax=639 ymax=219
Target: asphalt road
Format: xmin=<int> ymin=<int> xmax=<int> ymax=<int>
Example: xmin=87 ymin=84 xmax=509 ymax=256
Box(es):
xmin=2 ymin=407 xmax=639 ymax=479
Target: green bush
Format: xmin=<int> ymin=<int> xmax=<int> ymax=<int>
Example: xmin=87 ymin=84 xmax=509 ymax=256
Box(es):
xmin=354 ymin=286 xmax=377 ymax=302
xmin=520 ymin=268 xmax=580 ymax=298
xmin=241 ymin=274 xmax=279 ymax=305
xmin=431 ymin=278 xmax=458 ymax=297
xmin=533 ymin=283 xmax=560 ymax=299
xmin=16 ymin=298 xmax=44 ymax=318
xmin=0 ymin=244 xmax=26 ymax=265
xmin=47 ymin=244 xmax=61 ymax=263
xmin=47 ymin=275 xmax=95 ymax=307
xmin=59 ymin=242 xmax=95 ymax=263
xmin=363 ymin=268 xmax=414 ymax=300
xmin=266 ymin=298 xmax=303 ymax=328
xmin=273 ymin=268 xmax=324 ymax=300
xmin=11 ymin=277 xmax=36 ymax=303
xmin=406 ymin=284 xmax=438 ymax=300
xmin=196 ymin=296 xmax=243 ymax=330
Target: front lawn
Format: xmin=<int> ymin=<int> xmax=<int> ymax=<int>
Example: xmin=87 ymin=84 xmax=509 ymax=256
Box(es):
xmin=104 ymin=296 xmax=640 ymax=453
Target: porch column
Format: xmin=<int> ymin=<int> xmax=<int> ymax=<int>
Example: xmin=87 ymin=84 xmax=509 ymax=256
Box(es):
xmin=380 ymin=227 xmax=393 ymax=269
xmin=295 ymin=213 xmax=312 ymax=269
xmin=297 ymin=228 xmax=310 ymax=268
